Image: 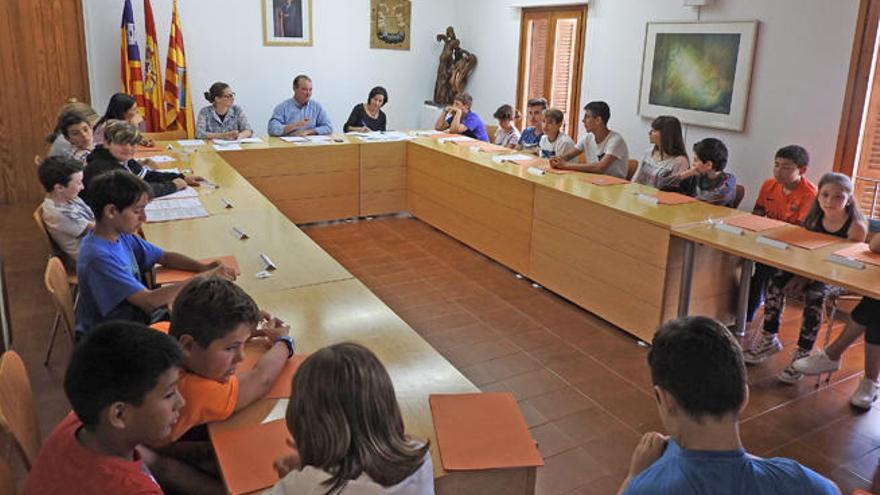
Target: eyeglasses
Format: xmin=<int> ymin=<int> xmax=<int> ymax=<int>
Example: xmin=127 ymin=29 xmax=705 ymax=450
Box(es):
xmin=218 ymin=93 xmax=236 ymax=99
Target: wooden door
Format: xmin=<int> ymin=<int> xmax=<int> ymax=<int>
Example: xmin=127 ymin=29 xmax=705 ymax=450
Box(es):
xmin=0 ymin=0 xmax=90 ymax=204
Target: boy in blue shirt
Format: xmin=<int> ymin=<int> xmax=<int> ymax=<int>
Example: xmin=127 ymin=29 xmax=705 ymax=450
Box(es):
xmin=76 ymin=171 xmax=237 ymax=336
xmin=433 ymin=92 xmax=489 ymax=142
xmin=517 ymin=97 xmax=547 ymax=153
xmin=619 ymin=316 xmax=839 ymax=495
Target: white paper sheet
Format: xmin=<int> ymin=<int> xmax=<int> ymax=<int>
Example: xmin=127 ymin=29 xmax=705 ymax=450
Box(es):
xmin=177 ymin=139 xmax=206 ymax=146
xmin=279 ymin=136 xmax=307 ymax=142
xmin=143 ymin=155 xmax=175 ymax=163
xmin=152 ymin=187 xmax=198 ymax=200
xmin=145 ymin=197 xmax=209 ymax=222
xmin=213 ymin=143 xmax=243 ymax=151
xmin=491 ymin=154 xmax=534 ymax=163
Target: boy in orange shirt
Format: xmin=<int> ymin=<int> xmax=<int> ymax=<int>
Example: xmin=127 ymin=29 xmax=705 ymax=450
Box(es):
xmin=747 ymin=145 xmax=818 ymax=324
xmin=145 ymin=276 xmax=293 ymax=493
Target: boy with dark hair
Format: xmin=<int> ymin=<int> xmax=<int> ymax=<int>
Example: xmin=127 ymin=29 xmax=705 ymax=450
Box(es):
xmin=37 ymin=156 xmax=95 ymax=263
xmin=662 ymin=138 xmax=737 ymax=206
xmin=618 ymin=316 xmax=838 ymax=495
xmin=75 ymin=171 xmax=236 ymax=335
xmin=58 ymin=112 xmax=95 ymax=163
xmin=434 ymin=92 xmax=489 ymax=142
xmin=23 ymin=321 xmax=184 ymax=494
xmin=550 ymin=100 xmax=631 ymax=178
xmin=517 ymin=97 xmax=547 ymax=152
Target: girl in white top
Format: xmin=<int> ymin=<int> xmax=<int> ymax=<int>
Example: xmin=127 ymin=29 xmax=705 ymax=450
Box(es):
xmin=632 ymin=115 xmax=689 ymax=188
xmin=492 ymin=104 xmax=521 ymax=148
xmin=269 ymin=343 xmax=435 ymax=495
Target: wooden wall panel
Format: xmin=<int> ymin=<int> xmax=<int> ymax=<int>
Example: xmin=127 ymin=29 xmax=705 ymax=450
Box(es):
xmin=0 ymin=0 xmax=90 ymax=204
xmin=360 ymin=142 xmax=407 ymax=215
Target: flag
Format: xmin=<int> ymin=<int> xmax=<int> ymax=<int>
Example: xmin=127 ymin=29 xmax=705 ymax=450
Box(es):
xmin=120 ymin=0 xmax=146 ymax=118
xmin=142 ymin=0 xmax=165 ymax=132
xmin=164 ymin=0 xmax=195 ymax=138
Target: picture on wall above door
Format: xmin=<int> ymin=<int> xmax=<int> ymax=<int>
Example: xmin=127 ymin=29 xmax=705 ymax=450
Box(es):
xmin=263 ymin=0 xmax=313 ymax=46
xmin=370 ymin=0 xmax=411 ymax=50
xmin=638 ymin=21 xmax=758 ymax=131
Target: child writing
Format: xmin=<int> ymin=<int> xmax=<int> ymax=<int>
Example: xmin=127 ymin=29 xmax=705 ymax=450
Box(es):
xmin=37 ymin=156 xmax=95 ymax=264
xmin=270 ymin=342 xmax=434 ymax=495
xmin=538 ymin=108 xmax=575 ymax=161
xmin=75 ymin=171 xmax=236 ymax=335
xmin=632 ymin=115 xmax=689 ymax=188
xmin=23 ymin=321 xmax=185 ymax=495
xmin=744 ymin=172 xmax=867 ymax=383
xmin=492 ymin=104 xmax=521 ymax=148
xmin=661 ymin=138 xmax=737 ymax=206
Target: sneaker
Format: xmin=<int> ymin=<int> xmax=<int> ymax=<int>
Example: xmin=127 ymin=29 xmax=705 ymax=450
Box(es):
xmin=792 ymin=350 xmax=840 ymax=376
xmin=743 ymin=332 xmax=783 ymax=364
xmin=850 ymin=378 xmax=879 ymax=410
xmin=777 ymin=348 xmax=811 ymax=384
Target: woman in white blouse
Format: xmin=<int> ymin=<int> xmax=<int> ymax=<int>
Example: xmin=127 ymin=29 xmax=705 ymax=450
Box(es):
xmin=632 ymin=115 xmax=689 ymax=189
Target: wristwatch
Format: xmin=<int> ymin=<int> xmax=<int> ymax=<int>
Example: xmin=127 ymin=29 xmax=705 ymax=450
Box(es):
xmin=274 ymin=335 xmax=295 ymax=358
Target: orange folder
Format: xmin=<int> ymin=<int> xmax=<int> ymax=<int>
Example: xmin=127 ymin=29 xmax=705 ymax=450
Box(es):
xmin=765 ymin=228 xmax=842 ymax=250
xmin=581 ymin=175 xmax=629 ymax=186
xmin=429 ymin=392 xmax=543 ymax=471
xmin=210 ymin=418 xmax=295 ymax=495
xmin=653 ymin=191 xmax=698 ymax=205
xmin=724 ymin=214 xmax=788 ymax=232
xmin=154 ymin=256 xmax=240 ymax=285
xmin=150 ymin=321 xmax=170 ymax=334
xmin=834 ymin=243 xmax=880 ymax=267
xmin=238 ymin=351 xmax=307 ymax=400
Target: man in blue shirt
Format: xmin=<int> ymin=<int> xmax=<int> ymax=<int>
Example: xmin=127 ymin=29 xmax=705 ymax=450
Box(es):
xmin=76 ymin=171 xmax=237 ymax=335
xmin=433 ymin=92 xmax=488 ymax=142
xmin=267 ymin=74 xmax=333 ymax=136
xmin=619 ymin=316 xmax=839 ymax=495
xmin=517 ymin=97 xmax=546 ymax=153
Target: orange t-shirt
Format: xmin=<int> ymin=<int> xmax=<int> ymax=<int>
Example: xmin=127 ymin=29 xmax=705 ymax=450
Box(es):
xmin=754 ymin=177 xmax=817 ymax=225
xmin=167 ymin=371 xmax=239 ymax=442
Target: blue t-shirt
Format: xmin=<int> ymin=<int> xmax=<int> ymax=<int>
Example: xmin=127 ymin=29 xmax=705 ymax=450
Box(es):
xmin=623 ymin=440 xmax=839 ymax=495
xmin=75 ymin=232 xmax=164 ymax=334
xmin=518 ymin=126 xmax=543 ymax=150
xmin=447 ymin=111 xmax=489 ymax=142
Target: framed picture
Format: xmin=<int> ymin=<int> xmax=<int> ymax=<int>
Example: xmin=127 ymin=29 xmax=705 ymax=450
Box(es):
xmin=263 ymin=0 xmax=313 ymax=46
xmin=638 ymin=21 xmax=758 ymax=131
xmin=370 ymin=0 xmax=411 ymax=50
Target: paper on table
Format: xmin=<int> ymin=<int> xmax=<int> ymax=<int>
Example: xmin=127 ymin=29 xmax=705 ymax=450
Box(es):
xmin=213 ymin=143 xmax=243 ymax=151
xmin=429 ymin=392 xmax=543 ymax=471
xmin=143 ymin=154 xmax=176 ymax=163
xmin=453 ymin=140 xmax=509 ymax=152
xmin=438 ymin=136 xmax=474 ymax=144
xmin=724 ymin=214 xmax=788 ymax=232
xmin=157 ymin=167 xmax=180 ymax=174
xmin=491 ymin=154 xmax=535 ymax=164
xmin=155 ymin=255 xmax=240 ymax=285
xmin=213 ymin=137 xmax=263 ymax=145
xmin=178 ymin=139 xmax=206 ymax=146
xmin=415 ymin=129 xmax=443 ymax=136
xmin=145 ymin=198 xmax=209 ymax=223
xmin=210 ymin=419 xmax=295 ymax=495
xmin=307 ymin=135 xmax=333 ymax=142
xmin=145 ymin=197 xmax=203 ymax=210
xmin=238 ymin=350 xmax=307 ymax=399
xmin=279 ymin=136 xmax=307 ymax=142
xmin=153 ymin=187 xmax=198 ymax=200
xmin=652 ymin=191 xmax=698 ymax=205
xmin=833 ymin=243 xmax=880 ymax=266
xmin=581 ymin=175 xmax=629 ymax=186
xmin=765 ymin=228 xmax=842 ymax=250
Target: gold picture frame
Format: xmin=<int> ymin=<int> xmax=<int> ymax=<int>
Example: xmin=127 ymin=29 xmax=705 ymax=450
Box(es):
xmin=263 ymin=0 xmax=313 ymax=47
xmin=370 ymin=0 xmax=411 ymax=51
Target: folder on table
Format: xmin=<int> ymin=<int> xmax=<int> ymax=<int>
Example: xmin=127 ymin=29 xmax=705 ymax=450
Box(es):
xmin=765 ymin=228 xmax=841 ymax=250
xmin=155 ymin=256 xmax=240 ymax=285
xmin=452 ymin=140 xmax=509 ymax=153
xmin=238 ymin=351 xmax=307 ymax=400
xmin=429 ymin=392 xmax=543 ymax=471
xmin=653 ymin=191 xmax=698 ymax=205
xmin=210 ymin=418 xmax=295 ymax=495
xmin=581 ymin=175 xmax=629 ymax=186
xmin=834 ymin=243 xmax=880 ymax=267
xmin=723 ymin=214 xmax=788 ymax=232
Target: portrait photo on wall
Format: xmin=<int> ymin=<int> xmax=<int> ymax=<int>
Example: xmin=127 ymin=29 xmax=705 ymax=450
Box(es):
xmin=638 ymin=21 xmax=758 ymax=131
xmin=370 ymin=0 xmax=411 ymax=50
xmin=263 ymin=0 xmax=313 ymax=46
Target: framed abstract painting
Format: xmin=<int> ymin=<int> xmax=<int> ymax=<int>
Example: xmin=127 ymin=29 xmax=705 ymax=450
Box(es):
xmin=638 ymin=21 xmax=758 ymax=131
xmin=263 ymin=0 xmax=313 ymax=46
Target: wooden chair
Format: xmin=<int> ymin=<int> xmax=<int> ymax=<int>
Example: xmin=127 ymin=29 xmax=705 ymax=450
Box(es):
xmin=0 ymin=351 xmax=40 ymax=470
xmin=142 ymin=129 xmax=187 ymax=142
xmin=0 ymin=257 xmax=11 ymax=354
xmin=31 ymin=207 xmax=76 ymax=276
xmin=626 ymin=159 xmax=638 ymax=180
xmin=0 ymin=454 xmax=15 ymax=495
xmin=43 ymin=258 xmax=76 ymax=365
xmin=733 ymin=184 xmax=746 ymax=209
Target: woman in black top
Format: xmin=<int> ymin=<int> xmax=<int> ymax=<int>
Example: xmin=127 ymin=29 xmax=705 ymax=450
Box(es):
xmin=343 ymin=86 xmax=388 ymax=132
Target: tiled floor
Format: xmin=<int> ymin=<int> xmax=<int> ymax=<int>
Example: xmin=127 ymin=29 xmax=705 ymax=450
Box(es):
xmin=2 ymin=205 xmax=879 ymax=494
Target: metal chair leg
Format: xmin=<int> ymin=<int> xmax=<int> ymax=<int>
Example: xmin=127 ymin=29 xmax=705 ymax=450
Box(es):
xmin=816 ymin=300 xmax=839 ymax=387
xmin=44 ymin=312 xmax=61 ymax=366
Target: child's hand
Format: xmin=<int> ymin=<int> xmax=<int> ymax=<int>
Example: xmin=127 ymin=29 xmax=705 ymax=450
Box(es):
xmin=254 ymin=312 xmax=290 ymax=340
xmin=549 ymin=156 xmax=562 ymax=168
xmin=184 ymin=175 xmax=204 ymax=186
xmin=202 ymin=261 xmax=238 ymax=281
xmin=172 ymin=178 xmax=187 ymax=190
xmin=273 ymin=438 xmax=301 ymax=478
xmin=627 ymin=432 xmax=668 ymax=478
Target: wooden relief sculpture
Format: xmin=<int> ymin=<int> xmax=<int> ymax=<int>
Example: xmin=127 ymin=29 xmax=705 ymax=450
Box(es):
xmin=432 ymin=27 xmax=477 ymax=105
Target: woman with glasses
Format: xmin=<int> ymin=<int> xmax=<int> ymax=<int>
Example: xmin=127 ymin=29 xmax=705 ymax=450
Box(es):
xmin=195 ymin=82 xmax=253 ymax=140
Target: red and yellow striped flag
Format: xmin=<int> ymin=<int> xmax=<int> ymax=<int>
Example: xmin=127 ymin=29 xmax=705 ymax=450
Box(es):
xmin=142 ymin=0 xmax=165 ymax=132
xmin=120 ymin=0 xmax=146 ymax=118
xmin=163 ymin=0 xmax=194 ymax=138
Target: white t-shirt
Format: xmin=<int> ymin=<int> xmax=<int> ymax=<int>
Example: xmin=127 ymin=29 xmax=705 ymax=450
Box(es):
xmin=268 ymin=453 xmax=434 ymax=495
xmin=538 ymin=133 xmax=576 ymax=161
xmin=494 ymin=126 xmax=521 ymax=148
xmin=574 ymin=130 xmax=629 ymax=178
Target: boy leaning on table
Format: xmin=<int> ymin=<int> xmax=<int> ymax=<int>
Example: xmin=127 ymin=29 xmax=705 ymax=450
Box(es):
xmin=142 ymin=276 xmax=294 ymax=494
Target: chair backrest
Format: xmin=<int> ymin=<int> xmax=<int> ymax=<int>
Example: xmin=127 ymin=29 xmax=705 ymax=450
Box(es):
xmin=0 ymin=453 xmax=15 ymax=495
xmin=626 ymin=159 xmax=638 ymax=180
xmin=32 ymin=206 xmax=73 ymax=272
xmin=142 ymin=129 xmax=186 ymax=142
xmin=0 ymin=351 xmax=40 ymax=470
xmin=44 ymin=258 xmax=75 ymax=337
xmin=733 ymin=184 xmax=746 ymax=209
